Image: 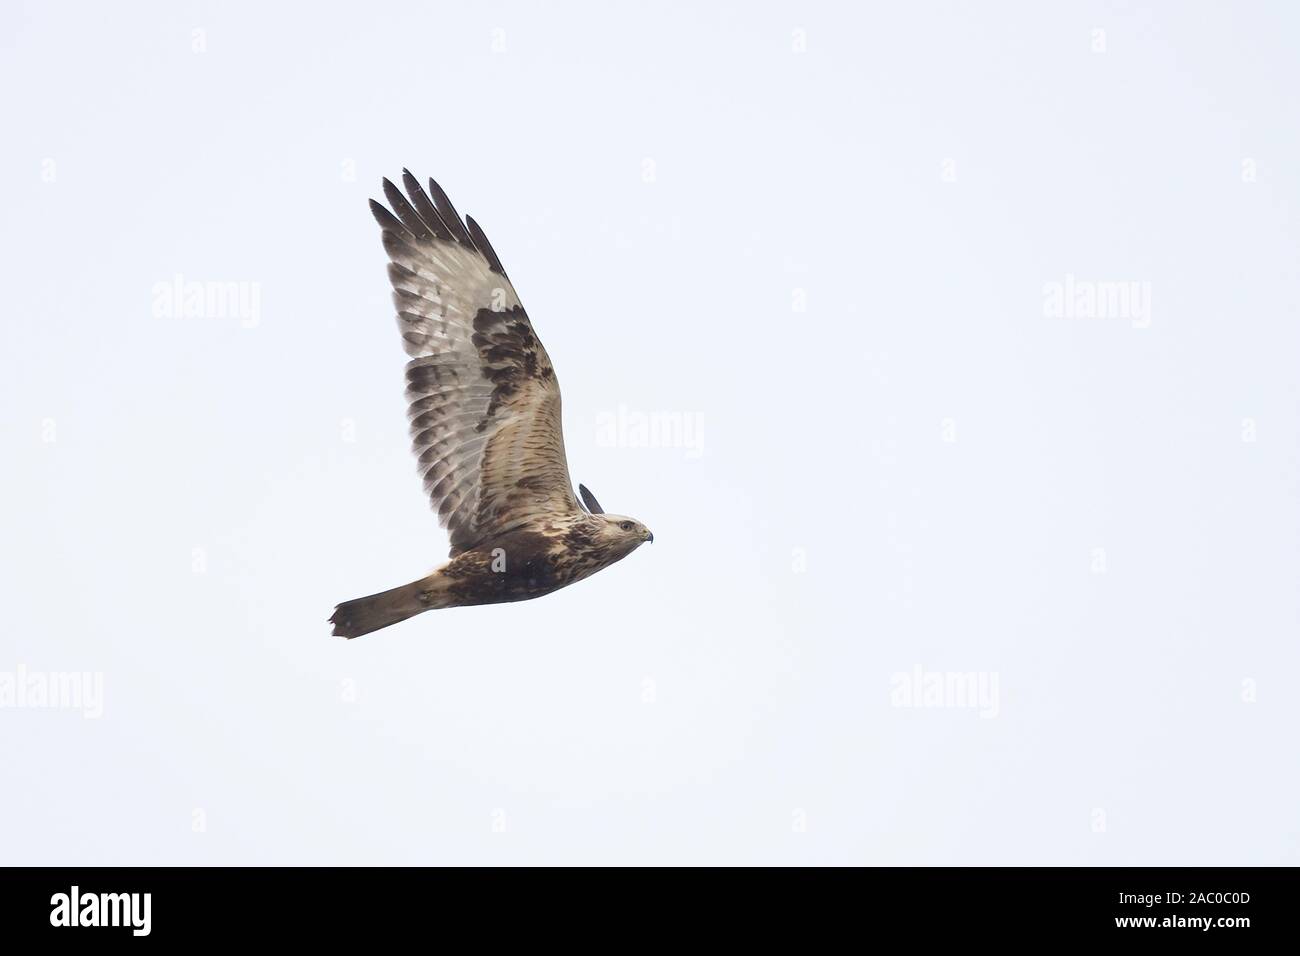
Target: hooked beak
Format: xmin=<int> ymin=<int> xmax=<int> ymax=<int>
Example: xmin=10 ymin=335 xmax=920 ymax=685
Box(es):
xmin=646 ymin=531 xmax=654 ymax=544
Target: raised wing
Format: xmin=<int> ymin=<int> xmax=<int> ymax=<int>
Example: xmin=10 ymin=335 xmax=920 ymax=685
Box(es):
xmin=370 ymin=171 xmax=579 ymax=556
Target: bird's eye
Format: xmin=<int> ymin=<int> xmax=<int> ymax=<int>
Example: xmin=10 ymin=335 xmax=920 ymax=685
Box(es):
xmin=619 ymin=521 xmax=633 ymax=531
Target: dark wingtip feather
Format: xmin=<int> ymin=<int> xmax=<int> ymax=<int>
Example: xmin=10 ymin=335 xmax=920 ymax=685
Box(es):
xmin=465 ymin=215 xmax=508 ymax=277
xmin=578 ymin=484 xmax=604 ymax=515
xmin=381 ymin=228 xmax=420 ymax=261
xmin=376 ymin=173 xmax=510 ymax=273
xmin=368 ymin=198 xmax=407 ymax=235
xmin=401 ymin=169 xmax=455 ymax=242
xmin=382 ymin=177 xmax=436 ymax=241
xmin=426 ymin=177 xmax=475 ymax=247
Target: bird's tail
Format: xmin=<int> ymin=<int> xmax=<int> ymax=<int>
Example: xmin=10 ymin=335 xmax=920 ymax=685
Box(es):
xmin=329 ymin=573 xmax=448 ymax=639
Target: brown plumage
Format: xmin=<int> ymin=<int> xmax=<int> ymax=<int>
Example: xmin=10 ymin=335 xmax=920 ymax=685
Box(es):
xmin=330 ymin=172 xmax=652 ymax=639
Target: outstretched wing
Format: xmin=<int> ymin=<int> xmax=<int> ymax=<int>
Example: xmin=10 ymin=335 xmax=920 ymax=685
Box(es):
xmin=370 ymin=171 xmax=579 ymax=556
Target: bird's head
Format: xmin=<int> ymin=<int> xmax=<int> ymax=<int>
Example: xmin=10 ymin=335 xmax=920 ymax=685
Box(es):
xmin=578 ymin=483 xmax=653 ymax=555
xmin=596 ymin=513 xmax=654 ymax=551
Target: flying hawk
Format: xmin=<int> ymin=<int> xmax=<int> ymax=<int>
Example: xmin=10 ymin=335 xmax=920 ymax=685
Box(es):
xmin=330 ymin=171 xmax=653 ymax=638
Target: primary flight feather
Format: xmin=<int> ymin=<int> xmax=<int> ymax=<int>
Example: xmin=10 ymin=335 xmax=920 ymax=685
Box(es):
xmin=330 ymin=171 xmax=652 ymax=638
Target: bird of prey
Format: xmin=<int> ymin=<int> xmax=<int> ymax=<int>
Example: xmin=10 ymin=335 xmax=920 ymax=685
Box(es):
xmin=330 ymin=171 xmax=653 ymax=638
